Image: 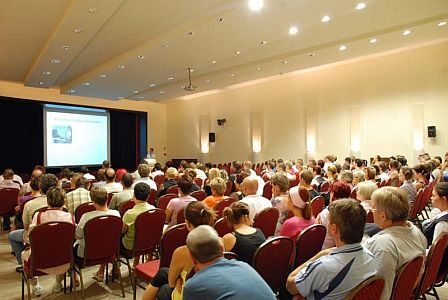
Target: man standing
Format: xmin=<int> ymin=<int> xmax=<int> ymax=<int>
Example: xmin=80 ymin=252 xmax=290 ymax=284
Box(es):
xmin=240 ymin=177 xmax=272 ymax=220
xmin=183 ymin=225 xmax=276 ymax=300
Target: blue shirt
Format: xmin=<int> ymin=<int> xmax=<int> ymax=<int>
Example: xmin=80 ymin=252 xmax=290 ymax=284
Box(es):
xmin=183 ymin=258 xmax=276 ymax=300
xmin=295 ymin=243 xmax=377 ymax=300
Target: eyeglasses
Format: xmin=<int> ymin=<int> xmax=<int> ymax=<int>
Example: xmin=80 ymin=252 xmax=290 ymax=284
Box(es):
xmin=370 ymin=208 xmax=379 ymax=213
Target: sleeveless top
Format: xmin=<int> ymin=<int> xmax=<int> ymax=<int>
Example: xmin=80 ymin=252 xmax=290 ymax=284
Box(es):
xmin=172 ymin=269 xmax=190 ymax=300
xmin=422 ymin=213 xmax=448 ymax=245
xmin=232 ymin=228 xmax=266 ymax=265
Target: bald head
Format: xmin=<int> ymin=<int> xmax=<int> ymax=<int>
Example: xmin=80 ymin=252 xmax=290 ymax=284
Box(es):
xmin=31 ymin=169 xmax=43 ymax=178
xmin=242 ymin=176 xmax=258 ymax=196
xmin=105 ymin=168 xmax=116 ymax=183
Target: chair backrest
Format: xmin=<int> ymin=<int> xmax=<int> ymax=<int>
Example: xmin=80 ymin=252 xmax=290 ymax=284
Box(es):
xmin=262 ymin=181 xmax=272 ymax=199
xmin=409 ymin=189 xmax=425 ymax=221
xmin=252 ymin=236 xmax=294 ymax=293
xmin=414 ymin=233 xmax=448 ymax=298
xmin=224 ymin=180 xmax=233 ymax=196
xmin=215 ymin=197 xmax=236 ymax=219
xmin=28 ymin=221 xmax=75 ymax=276
xmin=345 ymin=276 xmax=385 ymax=300
xmin=214 ymin=217 xmax=233 ymax=237
xmin=160 ymin=223 xmax=189 ymax=268
xmin=156 ymin=193 xmax=178 ymax=210
xmin=294 ymin=224 xmax=326 ymax=268
xmin=310 ymin=196 xmax=325 ymax=218
xmin=119 ymin=199 xmax=135 ymax=217
xmin=81 ymin=215 xmax=123 ymax=266
xmin=154 ymin=174 xmax=165 ymax=188
xmin=107 ymin=193 xmax=115 ymax=206
xmin=350 ymin=189 xmax=357 ymax=200
xmin=366 ymin=210 xmax=374 ymax=223
xmin=166 ymin=185 xmax=178 ymax=195
xmin=193 ymin=177 xmax=203 ymax=188
xmin=147 ymin=189 xmax=157 ymax=205
xmin=133 ymin=209 xmax=166 ymax=256
xmin=0 ymin=188 xmax=19 ymax=215
xmin=176 ymin=207 xmax=186 ymax=224
xmin=190 ymin=190 xmax=207 ymax=201
xmin=320 ymin=181 xmax=330 ymax=192
xmin=390 ymin=255 xmax=425 ymax=300
xmin=253 ymin=207 xmax=279 ymax=238
xmin=262 ymin=174 xmax=270 ymax=183
xmin=289 ymin=177 xmax=300 ymax=188
xmin=417 ymin=186 xmax=430 ymax=215
xmin=74 ymin=202 xmax=96 ymax=223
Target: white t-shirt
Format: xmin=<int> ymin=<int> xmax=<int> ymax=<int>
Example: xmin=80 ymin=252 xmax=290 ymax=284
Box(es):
xmin=240 ymin=194 xmax=272 ymax=220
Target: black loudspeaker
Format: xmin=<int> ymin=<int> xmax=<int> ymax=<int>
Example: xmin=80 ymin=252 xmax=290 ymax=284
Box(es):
xmin=209 ymin=132 xmax=216 ymax=143
xmin=428 ymin=126 xmax=436 ymax=138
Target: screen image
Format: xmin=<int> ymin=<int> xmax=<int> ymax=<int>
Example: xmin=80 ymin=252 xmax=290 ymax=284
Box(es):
xmin=44 ymin=105 xmax=110 ymax=167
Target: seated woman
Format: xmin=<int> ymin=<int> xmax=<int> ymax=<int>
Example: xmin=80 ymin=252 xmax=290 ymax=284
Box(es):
xmin=399 ymin=166 xmax=417 ymax=209
xmin=422 ymin=182 xmax=448 ymax=244
xmin=203 ymin=177 xmax=226 ymax=209
xmin=270 ymin=172 xmax=290 ymax=235
xmin=413 ymin=163 xmax=430 ymax=191
xmin=203 ymin=168 xmax=221 ymax=196
xmin=279 ymin=186 xmax=315 ymax=241
xmin=15 ymin=175 xmax=42 ymax=229
xmin=356 ymin=180 xmax=378 ymax=211
xmin=22 ymin=186 xmax=75 ymax=294
xmin=222 ymin=202 xmax=266 ymax=265
xmin=229 ymin=171 xmax=250 ymax=200
xmin=142 ymin=201 xmax=215 ymax=300
xmin=165 ymin=174 xmax=196 ymax=228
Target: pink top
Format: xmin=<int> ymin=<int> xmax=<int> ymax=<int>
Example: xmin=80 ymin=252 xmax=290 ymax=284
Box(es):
xmin=279 ymin=217 xmax=316 ymax=241
xmin=166 ymin=195 xmax=196 ymax=227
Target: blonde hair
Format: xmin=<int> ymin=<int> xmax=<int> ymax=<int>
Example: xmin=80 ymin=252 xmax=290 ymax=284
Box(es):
xmin=210 ymin=177 xmax=226 ymax=196
xmin=166 ymin=167 xmax=178 ymax=179
xmin=208 ymin=168 xmax=221 ymax=181
xmin=357 ymin=180 xmax=378 ymax=200
xmin=372 ymin=187 xmax=409 ymax=222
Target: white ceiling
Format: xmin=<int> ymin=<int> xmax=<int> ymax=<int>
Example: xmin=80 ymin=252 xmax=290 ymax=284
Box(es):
xmin=1 ymin=0 xmax=447 ymax=102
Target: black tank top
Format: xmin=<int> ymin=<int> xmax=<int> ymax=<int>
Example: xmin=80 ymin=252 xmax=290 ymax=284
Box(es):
xmin=232 ymin=228 xmax=266 ymax=265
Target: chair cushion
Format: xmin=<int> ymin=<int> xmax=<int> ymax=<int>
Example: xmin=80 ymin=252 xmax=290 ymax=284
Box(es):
xmin=134 ymin=260 xmax=160 ymax=282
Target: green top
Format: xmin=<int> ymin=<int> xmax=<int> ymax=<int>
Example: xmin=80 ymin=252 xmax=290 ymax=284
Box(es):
xmin=122 ymin=202 xmax=155 ymax=249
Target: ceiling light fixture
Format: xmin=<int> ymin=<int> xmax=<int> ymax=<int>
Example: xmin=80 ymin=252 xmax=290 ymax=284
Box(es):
xmin=73 ymin=28 xmax=83 ymax=34
xmin=88 ymin=8 xmax=98 ymax=14
xmin=309 ymin=53 xmax=316 ymax=57
xmin=370 ymin=38 xmax=378 ymax=43
xmin=260 ymin=41 xmax=267 ymax=45
xmin=218 ymin=17 xmax=225 ymax=22
xmin=42 ymin=71 xmax=51 ymax=76
xmin=235 ymin=51 xmax=241 ymax=55
xmin=117 ymin=65 xmax=126 ymax=69
xmin=229 ymin=74 xmax=235 ymax=77
xmin=339 ymin=45 xmax=347 ymax=51
xmin=138 ymin=55 xmax=145 ymax=59
xmin=282 ymin=60 xmax=288 ymax=64
xmin=133 ymin=90 xmax=139 ymax=94
xmin=38 ymin=81 xmax=44 ymax=85
xmin=438 ymin=21 xmax=447 ymax=27
xmin=248 ymin=0 xmax=264 ymax=11
xmin=161 ymin=44 xmax=168 ymax=48
xmin=61 ymin=45 xmax=70 ymax=50
xmin=99 ymin=74 xmax=107 ymax=78
xmin=184 ymin=67 xmax=197 ymax=91
xmin=289 ymin=26 xmax=298 ymax=35
xmin=149 ymin=83 xmax=156 ymax=87
xmin=168 ymin=77 xmax=174 ymax=80
xmin=159 ymin=91 xmax=165 ymax=94
xmin=212 ymin=60 xmax=217 ymax=64
xmin=188 ymin=31 xmax=194 ymax=36
xmin=82 ymin=82 xmax=91 ymax=86
xmin=68 ymin=89 xmax=76 ymax=93
xmin=402 ymin=30 xmax=411 ymax=36
xmin=321 ymin=15 xmax=331 ymax=23
xmin=204 ymin=79 xmax=211 ymax=83
xmin=256 ymin=67 xmax=261 ymax=70
xmin=50 ymin=59 xmax=60 ymax=64
xmin=356 ymin=3 xmax=366 ymax=10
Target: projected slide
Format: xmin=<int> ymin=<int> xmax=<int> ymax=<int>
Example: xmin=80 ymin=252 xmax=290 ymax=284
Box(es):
xmin=44 ymin=106 xmax=109 ymax=167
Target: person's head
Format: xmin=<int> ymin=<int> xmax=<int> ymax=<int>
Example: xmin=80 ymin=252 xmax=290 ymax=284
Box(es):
xmin=138 ymin=164 xmax=150 ymax=178
xmin=241 ymin=176 xmax=258 ymax=196
xmin=223 ymin=201 xmax=251 ymax=225
xmin=399 ymin=166 xmax=413 ymax=182
xmin=355 ymin=158 xmax=363 ymax=168
xmin=185 ymin=201 xmax=216 ymax=229
xmin=105 ymin=168 xmax=116 ymax=183
xmin=233 ymin=161 xmax=243 ymax=173
xmin=371 ymin=187 xmax=409 ymax=228
xmin=186 ymin=168 xmax=197 ymax=180
xmin=270 ymin=172 xmax=289 ymax=196
xmin=329 ymin=181 xmax=351 ymax=201
xmin=219 ymin=169 xmax=229 ymax=181
xmin=413 ymin=163 xmax=430 ymax=181
xmin=80 ymin=166 xmax=89 ymax=175
xmin=431 ymin=182 xmax=448 ymax=211
xmin=277 ymin=162 xmax=286 ymax=172
xmin=365 ymin=166 xmax=376 ymax=181
xmin=134 ymin=182 xmax=151 ymax=202
xmin=208 ymin=168 xmax=221 ymax=181
xmin=209 ymin=177 xmax=226 ymax=196
xmin=396 ymin=155 xmax=407 ymax=167
xmin=115 ymin=168 xmax=128 ymax=182
xmin=389 ymin=159 xmax=400 ymax=171
xmin=102 ymin=160 xmax=111 ymax=169
xmin=356 ymin=180 xmax=378 ymax=201
xmin=378 ymin=161 xmax=387 ymax=173
xmin=30 ymin=168 xmax=43 ymax=179
xmin=33 ymin=165 xmax=46 ymax=174
xmin=97 ymin=168 xmax=106 ymax=181
xmin=339 ymin=170 xmax=353 ymax=184
xmin=46 ymin=186 xmax=66 ymax=208
xmin=329 ymin=199 xmax=366 ymax=245
xmin=30 ymin=175 xmax=42 ymax=192
xmin=39 ymin=173 xmax=59 ymax=194
xmin=287 ymin=186 xmax=312 ymax=220
xmin=166 ymin=167 xmax=178 ymax=179
xmin=76 ymin=177 xmax=89 ymax=189
xmin=186 ymin=225 xmax=223 ymax=264
xmin=121 ymin=173 xmax=133 ymax=189
xmin=299 ymin=169 xmax=313 ymax=186
xmin=177 ymin=174 xmax=193 ymax=195
xmin=89 ymin=187 xmax=108 ymax=206
xmin=312 ymin=166 xmax=322 ymax=177
xmin=60 ymin=167 xmax=71 ymax=180
xmin=243 ymin=161 xmax=253 ymax=171
xmin=327 ymin=165 xmax=338 ymax=181
xmin=353 ymin=171 xmax=365 ymax=185
xmin=2 ymin=168 xmax=14 ymax=180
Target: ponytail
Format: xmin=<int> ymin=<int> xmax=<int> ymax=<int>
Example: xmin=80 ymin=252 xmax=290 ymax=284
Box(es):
xmin=302 ymin=202 xmax=312 ymax=220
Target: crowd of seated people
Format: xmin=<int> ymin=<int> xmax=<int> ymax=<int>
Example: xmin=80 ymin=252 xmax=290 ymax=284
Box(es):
xmin=1 ymin=152 xmax=448 ymax=299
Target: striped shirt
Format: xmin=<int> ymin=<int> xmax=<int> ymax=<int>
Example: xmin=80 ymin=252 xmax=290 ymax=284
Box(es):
xmin=65 ymin=188 xmax=91 ymax=215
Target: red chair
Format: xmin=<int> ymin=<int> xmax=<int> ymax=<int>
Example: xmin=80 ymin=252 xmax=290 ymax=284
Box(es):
xmin=133 ymin=223 xmax=188 ymax=300
xmin=320 ymin=181 xmax=330 ymax=192
xmin=215 ymin=197 xmax=236 ymax=219
xmin=153 ymin=174 xmax=165 ymax=188
xmin=22 ymin=222 xmax=76 ymax=300
xmin=224 ymin=180 xmax=233 ymax=196
xmin=223 ymin=252 xmax=238 ymax=260
xmin=252 ymin=236 xmax=294 ymax=293
xmin=253 ymin=207 xmax=279 ymax=238
xmin=366 ymin=210 xmax=374 ymax=223
xmin=409 ymin=189 xmax=425 ymax=226
xmin=289 ymin=177 xmax=300 ymax=188
xmin=0 ymin=188 xmax=19 ymax=226
xmin=176 ymin=207 xmax=186 ymax=224
xmin=166 ymin=185 xmax=178 ymax=195
xmin=156 ymin=194 xmax=178 ymax=210
xmin=414 ymin=233 xmax=448 ymax=299
xmin=350 ymin=189 xmax=357 ymax=200
xmin=190 ymin=190 xmax=207 ymax=201
xmin=120 ymin=209 xmax=166 ymax=287
xmin=107 ymin=193 xmax=115 ymax=206
xmin=118 ymin=199 xmax=135 ymax=216
xmin=262 ymin=181 xmax=272 ymax=199
xmin=74 ymin=202 xmax=95 ymax=223
xmin=345 ymin=276 xmax=385 ymax=300
xmin=193 ymin=177 xmax=203 ymax=188
xmin=214 ymin=217 xmax=233 ymax=237
xmin=74 ymin=215 xmax=125 ymax=298
xmin=310 ymin=196 xmax=324 ymax=218
xmin=390 ymin=255 xmax=425 ymax=300
xmin=294 ymin=224 xmax=326 ymax=268
xmin=147 ymin=189 xmax=157 ymax=206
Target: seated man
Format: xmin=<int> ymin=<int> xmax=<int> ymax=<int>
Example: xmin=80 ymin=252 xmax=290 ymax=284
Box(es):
xmin=183 ymin=225 xmax=276 ymax=300
xmin=364 ymin=187 xmax=427 ymax=300
xmin=0 ymin=168 xmax=21 ymax=190
xmin=92 ymin=168 xmax=107 ymax=188
xmin=132 ymin=164 xmax=157 ymax=191
xmin=65 ymin=174 xmax=91 ymax=215
xmin=287 ymin=199 xmax=377 ymax=299
xmin=104 ymin=168 xmax=123 ymax=193
xmin=240 ymin=176 xmax=272 ymax=220
xmin=109 ymin=173 xmax=134 ymax=210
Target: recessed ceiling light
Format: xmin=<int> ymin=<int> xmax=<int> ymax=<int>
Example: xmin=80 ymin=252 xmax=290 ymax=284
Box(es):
xmin=309 ymin=53 xmax=316 ymax=57
xmin=356 ymin=3 xmax=366 ymax=10
xmin=149 ymin=83 xmax=156 ymax=87
xmin=229 ymin=74 xmax=235 ymax=77
xmin=118 ymin=96 xmax=124 ymax=100
xmin=159 ymin=91 xmax=165 ymax=94
xmin=339 ymin=45 xmax=347 ymax=51
xmin=402 ymin=30 xmax=411 ymax=36
xmin=260 ymin=41 xmax=267 ymax=45
xmin=138 ymin=55 xmax=145 ymax=59
xmin=235 ymin=51 xmax=241 ymax=55
xmin=212 ymin=60 xmax=217 ymax=64
xmin=88 ymin=8 xmax=98 ymax=14
xmin=218 ymin=17 xmax=225 ymax=22
xmin=282 ymin=60 xmax=288 ymax=64
xmin=187 ymin=31 xmax=194 ymax=36
xmin=370 ymin=38 xmax=378 ymax=44
xmin=321 ymin=15 xmax=331 ymax=23
xmin=204 ymin=79 xmax=211 ymax=83
xmin=61 ymin=45 xmax=70 ymax=50
xmin=133 ymin=90 xmax=139 ymax=94
xmin=438 ymin=21 xmax=447 ymax=27
xmin=38 ymin=81 xmax=44 ymax=85
xmin=256 ymin=67 xmax=261 ymax=70
xmin=50 ymin=59 xmax=60 ymax=64
xmin=82 ymin=82 xmax=91 ymax=86
xmin=138 ymin=96 xmax=144 ymax=99
xmin=117 ymin=65 xmax=126 ymax=69
xmin=99 ymin=74 xmax=107 ymax=78
xmin=168 ymin=77 xmax=174 ymax=80
xmin=161 ymin=44 xmax=168 ymax=48
xmin=73 ymin=28 xmax=83 ymax=34
xmin=248 ymin=0 xmax=264 ymax=11
xmin=42 ymin=71 xmax=51 ymax=76
xmin=289 ymin=26 xmax=298 ymax=35
xmin=68 ymin=89 xmax=76 ymax=93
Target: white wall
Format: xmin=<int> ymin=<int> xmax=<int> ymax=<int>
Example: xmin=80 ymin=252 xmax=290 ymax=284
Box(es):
xmin=165 ymin=41 xmax=448 ymax=165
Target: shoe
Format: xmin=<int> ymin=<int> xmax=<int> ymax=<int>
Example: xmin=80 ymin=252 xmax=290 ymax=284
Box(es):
xmin=32 ymin=283 xmax=43 ymax=297
xmin=16 ymin=266 xmax=23 ymax=273
xmin=52 ymin=283 xmax=62 ymax=293
xmin=92 ymin=271 xmax=104 ymax=282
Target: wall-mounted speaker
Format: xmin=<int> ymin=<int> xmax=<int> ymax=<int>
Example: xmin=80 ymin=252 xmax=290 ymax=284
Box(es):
xmin=428 ymin=126 xmax=436 ymax=138
xmin=209 ymin=132 xmax=216 ymax=143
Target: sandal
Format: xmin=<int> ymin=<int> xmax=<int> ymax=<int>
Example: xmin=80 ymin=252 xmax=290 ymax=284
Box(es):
xmin=92 ymin=271 xmax=104 ymax=282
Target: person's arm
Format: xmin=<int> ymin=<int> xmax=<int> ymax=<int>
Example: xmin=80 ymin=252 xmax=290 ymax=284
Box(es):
xmin=122 ymin=212 xmax=130 ymax=233
xmin=75 ymin=216 xmax=85 ymax=240
xmin=165 ymin=208 xmax=173 ymax=224
xmin=222 ymin=233 xmax=236 ymax=251
xmin=168 ymin=247 xmax=187 ymax=288
xmin=368 ymin=249 xmax=397 ymax=300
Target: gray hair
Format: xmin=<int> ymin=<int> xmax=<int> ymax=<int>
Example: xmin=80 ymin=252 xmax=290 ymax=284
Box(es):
xmin=186 ymin=225 xmax=223 ymax=263
xmin=372 ymin=187 xmax=409 ymax=222
xmin=357 ymin=180 xmax=378 ymax=200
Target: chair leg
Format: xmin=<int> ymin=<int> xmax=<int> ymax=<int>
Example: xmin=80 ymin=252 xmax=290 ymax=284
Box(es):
xmin=21 ymin=273 xmax=25 ymax=300
xmin=77 ymin=268 xmax=85 ymax=300
xmin=106 ymin=263 xmax=109 ymax=284
xmin=71 ymin=269 xmax=77 ymax=300
xmin=64 ymin=272 xmax=67 ymax=294
xmin=125 ymin=257 xmax=134 ymax=292
xmin=26 ymin=278 xmax=31 ymax=300
xmin=114 ymin=262 xmax=125 ymax=298
xmin=133 ymin=276 xmax=138 ymax=300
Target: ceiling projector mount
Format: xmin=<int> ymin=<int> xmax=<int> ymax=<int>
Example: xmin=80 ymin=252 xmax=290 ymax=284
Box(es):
xmin=184 ymin=67 xmax=197 ymax=92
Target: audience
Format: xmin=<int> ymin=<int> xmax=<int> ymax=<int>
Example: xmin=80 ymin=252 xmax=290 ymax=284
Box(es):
xmin=165 ymin=175 xmax=196 ymax=228
xmin=103 ymin=168 xmax=123 ymax=193
xmin=270 ymin=172 xmax=290 ymax=235
xmin=108 ymin=173 xmax=134 ymax=210
xmin=240 ymin=176 xmax=272 ymax=220
xmin=132 ymin=164 xmax=157 ymax=191
xmin=65 ymin=174 xmax=91 ymax=215
xmin=202 ymin=177 xmax=226 ymax=209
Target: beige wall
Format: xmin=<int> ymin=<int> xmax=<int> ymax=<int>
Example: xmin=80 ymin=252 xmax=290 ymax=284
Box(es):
xmin=166 ymin=41 xmax=448 ymax=165
xmin=0 ymin=81 xmax=168 ymax=166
